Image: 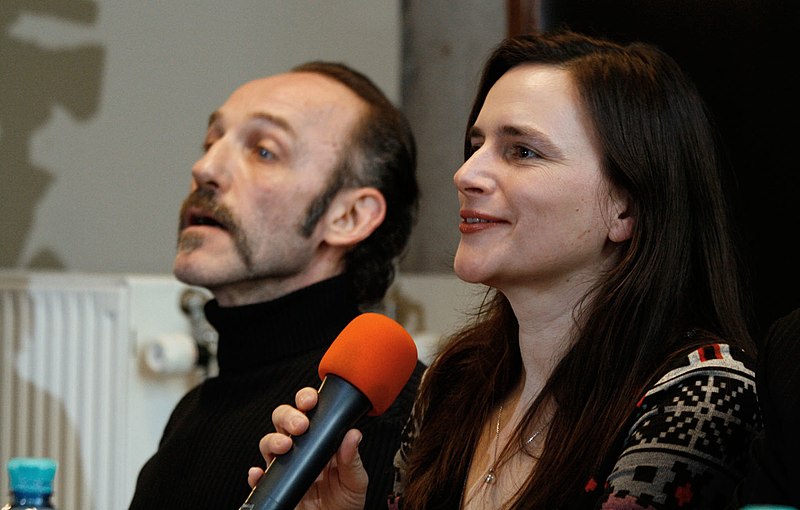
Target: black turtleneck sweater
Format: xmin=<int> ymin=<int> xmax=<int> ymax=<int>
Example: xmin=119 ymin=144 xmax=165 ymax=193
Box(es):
xmin=128 ymin=275 xmax=426 ymax=510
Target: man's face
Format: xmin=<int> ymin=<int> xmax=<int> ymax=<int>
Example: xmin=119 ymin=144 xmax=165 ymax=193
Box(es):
xmin=173 ymin=72 xmax=366 ymax=306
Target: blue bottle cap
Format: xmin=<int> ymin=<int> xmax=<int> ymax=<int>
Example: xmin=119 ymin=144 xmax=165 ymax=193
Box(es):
xmin=7 ymin=457 xmax=57 ymax=494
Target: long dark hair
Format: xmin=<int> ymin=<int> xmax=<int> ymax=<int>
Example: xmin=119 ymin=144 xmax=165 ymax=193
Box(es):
xmin=402 ymin=30 xmax=754 ymax=509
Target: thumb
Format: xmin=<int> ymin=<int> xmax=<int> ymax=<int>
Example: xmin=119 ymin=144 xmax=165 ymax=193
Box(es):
xmin=334 ymin=429 xmax=369 ymax=503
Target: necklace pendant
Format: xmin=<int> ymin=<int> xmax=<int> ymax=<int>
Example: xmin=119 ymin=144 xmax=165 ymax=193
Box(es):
xmin=484 ymin=468 xmax=496 ymax=484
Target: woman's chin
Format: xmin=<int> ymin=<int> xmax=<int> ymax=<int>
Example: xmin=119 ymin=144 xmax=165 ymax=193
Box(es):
xmin=453 ymin=262 xmax=488 ymax=286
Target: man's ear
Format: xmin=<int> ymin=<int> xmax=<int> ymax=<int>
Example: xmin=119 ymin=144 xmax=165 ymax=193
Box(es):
xmin=323 ymin=187 xmax=387 ymax=247
xmin=608 ymin=189 xmax=634 ymax=243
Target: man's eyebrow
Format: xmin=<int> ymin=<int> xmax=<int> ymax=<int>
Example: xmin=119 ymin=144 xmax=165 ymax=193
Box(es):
xmin=206 ymin=111 xmax=295 ymax=137
xmin=207 ymin=111 xmax=222 ymax=128
xmin=251 ymin=112 xmax=295 ymax=136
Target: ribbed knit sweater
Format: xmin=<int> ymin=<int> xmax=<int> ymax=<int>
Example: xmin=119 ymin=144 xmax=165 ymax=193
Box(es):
xmin=129 ymin=275 xmax=425 ymax=510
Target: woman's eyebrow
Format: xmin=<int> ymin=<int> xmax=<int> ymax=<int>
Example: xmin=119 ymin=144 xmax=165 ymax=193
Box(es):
xmin=490 ymin=123 xmax=565 ymax=159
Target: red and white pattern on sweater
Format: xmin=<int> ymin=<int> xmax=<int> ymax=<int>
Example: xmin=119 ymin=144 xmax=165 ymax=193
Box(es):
xmin=599 ymin=343 xmax=759 ymax=509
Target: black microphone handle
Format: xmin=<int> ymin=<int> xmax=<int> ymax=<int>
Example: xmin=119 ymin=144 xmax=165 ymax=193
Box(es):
xmin=239 ymin=374 xmax=372 ymax=510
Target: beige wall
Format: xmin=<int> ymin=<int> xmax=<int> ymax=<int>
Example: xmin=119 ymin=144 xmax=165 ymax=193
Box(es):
xmin=1 ymin=1 xmax=404 ymax=273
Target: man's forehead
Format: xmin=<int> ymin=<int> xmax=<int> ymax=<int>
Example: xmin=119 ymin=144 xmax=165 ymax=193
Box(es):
xmin=214 ymin=71 xmax=365 ymax=131
xmin=237 ymin=72 xmax=361 ymax=112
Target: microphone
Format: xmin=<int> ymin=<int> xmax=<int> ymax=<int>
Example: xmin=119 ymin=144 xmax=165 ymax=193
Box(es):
xmin=239 ymin=312 xmax=418 ymax=510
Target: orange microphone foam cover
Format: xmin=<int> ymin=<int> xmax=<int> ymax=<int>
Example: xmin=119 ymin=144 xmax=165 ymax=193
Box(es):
xmin=318 ymin=312 xmax=418 ymax=416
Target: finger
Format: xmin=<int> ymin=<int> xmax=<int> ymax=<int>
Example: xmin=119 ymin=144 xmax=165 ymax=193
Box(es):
xmin=258 ymin=431 xmax=294 ymax=463
xmin=295 ymin=386 xmax=319 ymax=411
xmin=337 ymin=429 xmax=369 ymax=495
xmin=271 ymin=403 xmax=310 ymax=436
xmin=338 ymin=429 xmax=363 ymax=467
xmin=247 ymin=467 xmax=264 ymax=489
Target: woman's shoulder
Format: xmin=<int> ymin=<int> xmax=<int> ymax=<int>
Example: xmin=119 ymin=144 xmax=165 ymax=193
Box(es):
xmin=604 ymin=341 xmax=761 ymax=509
xmin=654 ymin=337 xmax=756 ymax=387
xmin=637 ymin=338 xmax=758 ymax=411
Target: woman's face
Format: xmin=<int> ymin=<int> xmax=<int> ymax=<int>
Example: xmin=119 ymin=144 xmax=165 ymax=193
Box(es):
xmin=453 ymin=64 xmax=630 ymax=299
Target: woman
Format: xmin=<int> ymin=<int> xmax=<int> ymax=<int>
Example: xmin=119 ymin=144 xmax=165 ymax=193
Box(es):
xmin=251 ymin=31 xmax=760 ymax=509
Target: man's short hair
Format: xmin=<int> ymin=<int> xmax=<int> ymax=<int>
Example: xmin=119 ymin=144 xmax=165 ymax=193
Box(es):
xmin=293 ymin=61 xmax=419 ymax=307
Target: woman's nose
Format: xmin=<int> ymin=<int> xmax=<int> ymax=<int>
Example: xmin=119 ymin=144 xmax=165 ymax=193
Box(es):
xmin=454 ymin=146 xmax=493 ymax=195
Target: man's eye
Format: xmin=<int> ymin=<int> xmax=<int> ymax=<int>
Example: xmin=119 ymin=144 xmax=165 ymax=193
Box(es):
xmin=257 ymin=147 xmax=275 ymax=160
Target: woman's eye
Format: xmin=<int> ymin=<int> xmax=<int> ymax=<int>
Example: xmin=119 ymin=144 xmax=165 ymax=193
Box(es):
xmin=515 ymin=146 xmax=537 ymax=159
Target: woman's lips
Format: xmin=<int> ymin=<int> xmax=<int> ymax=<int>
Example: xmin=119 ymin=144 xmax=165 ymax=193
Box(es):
xmin=459 ymin=210 xmax=506 ymax=233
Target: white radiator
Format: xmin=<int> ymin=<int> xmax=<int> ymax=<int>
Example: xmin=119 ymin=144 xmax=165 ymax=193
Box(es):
xmin=0 ymin=271 xmax=206 ymax=509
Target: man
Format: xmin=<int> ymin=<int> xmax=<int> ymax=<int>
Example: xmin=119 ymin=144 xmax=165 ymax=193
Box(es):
xmin=128 ymin=61 xmax=423 ymax=510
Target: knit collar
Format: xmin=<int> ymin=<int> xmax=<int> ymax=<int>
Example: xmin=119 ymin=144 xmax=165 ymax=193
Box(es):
xmin=203 ymin=274 xmax=361 ymax=375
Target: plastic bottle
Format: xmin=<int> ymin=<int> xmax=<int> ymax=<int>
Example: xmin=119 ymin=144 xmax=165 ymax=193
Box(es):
xmin=1 ymin=457 xmax=58 ymax=510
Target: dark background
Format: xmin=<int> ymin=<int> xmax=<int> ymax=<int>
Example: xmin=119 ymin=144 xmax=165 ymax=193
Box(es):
xmin=510 ymin=0 xmax=799 ymax=341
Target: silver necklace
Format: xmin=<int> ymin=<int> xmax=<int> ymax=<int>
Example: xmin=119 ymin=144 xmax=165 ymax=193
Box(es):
xmin=483 ymin=404 xmax=543 ymax=485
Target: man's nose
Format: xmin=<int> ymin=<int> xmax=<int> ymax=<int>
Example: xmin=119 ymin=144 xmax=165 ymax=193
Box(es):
xmin=191 ymin=141 xmax=232 ymax=190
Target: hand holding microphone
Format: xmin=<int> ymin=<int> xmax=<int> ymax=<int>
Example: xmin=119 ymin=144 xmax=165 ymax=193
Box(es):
xmin=241 ymin=313 xmax=418 ymax=510
xmin=249 ymin=389 xmax=368 ymax=510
